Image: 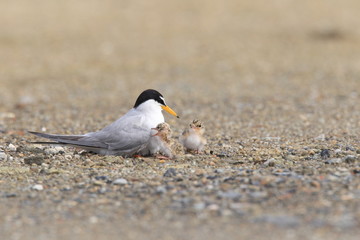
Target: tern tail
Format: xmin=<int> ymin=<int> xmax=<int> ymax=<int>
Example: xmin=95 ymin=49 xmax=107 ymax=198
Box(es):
xmin=28 ymin=131 xmax=106 ymax=149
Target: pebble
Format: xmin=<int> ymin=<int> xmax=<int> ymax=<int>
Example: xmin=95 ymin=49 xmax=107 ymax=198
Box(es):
xmin=314 ymin=134 xmax=325 ymax=141
xmin=325 ymin=158 xmax=342 ymax=164
xmin=249 ymin=191 xmax=268 ymax=200
xmin=155 ymin=186 xmax=167 ymax=194
xmin=93 ymin=180 xmax=105 ymax=186
xmin=344 ymin=155 xmax=356 ymax=164
xmin=112 ymin=178 xmax=128 ymax=185
xmin=263 ymin=158 xmax=276 ymax=167
xmin=207 ymin=204 xmax=220 ymax=211
xmin=7 ymin=144 xmax=17 ymax=152
xmin=334 ymin=149 xmax=342 ymax=154
xmin=214 ymin=168 xmax=225 ymax=174
xmin=254 ymin=215 xmax=300 ymax=227
xmin=194 ymin=169 xmax=206 ymax=176
xmin=193 ymin=202 xmax=206 ymax=211
xmin=45 ymin=146 xmax=65 ymax=155
xmin=0 ymin=151 xmax=7 ymax=161
xmin=24 ymin=156 xmax=44 ymax=165
xmin=89 ymin=216 xmax=98 ymax=224
xmin=4 ymin=193 xmax=17 ymax=198
xmin=95 ymin=176 xmax=110 ymax=182
xmin=320 ymin=149 xmax=331 ymax=159
xmin=31 ymin=184 xmax=44 ymax=191
xmin=217 ymin=191 xmax=242 ymax=200
xmin=98 ymin=187 xmax=107 ymax=194
xmin=163 ymin=168 xmax=177 ymax=177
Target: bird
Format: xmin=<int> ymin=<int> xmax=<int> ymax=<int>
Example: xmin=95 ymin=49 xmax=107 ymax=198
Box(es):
xmin=28 ymin=89 xmax=179 ymax=157
xmin=146 ymin=122 xmax=173 ymax=159
xmin=180 ymin=119 xmax=206 ymax=153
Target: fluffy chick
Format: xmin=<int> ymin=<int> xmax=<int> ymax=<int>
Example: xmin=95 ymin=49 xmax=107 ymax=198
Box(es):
xmin=180 ymin=119 xmax=206 ymax=153
xmin=148 ymin=122 xmax=173 ymax=158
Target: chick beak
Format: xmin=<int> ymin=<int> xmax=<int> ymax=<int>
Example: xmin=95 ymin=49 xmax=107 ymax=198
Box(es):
xmin=161 ymin=105 xmax=179 ymax=118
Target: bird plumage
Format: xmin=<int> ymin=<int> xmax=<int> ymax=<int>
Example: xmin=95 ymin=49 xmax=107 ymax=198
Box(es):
xmin=146 ymin=122 xmax=173 ymax=158
xmin=180 ymin=119 xmax=206 ymax=153
xmin=29 ymin=89 xmax=178 ymax=157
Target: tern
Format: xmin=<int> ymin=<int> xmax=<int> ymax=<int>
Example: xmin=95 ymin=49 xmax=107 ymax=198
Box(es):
xmin=180 ymin=119 xmax=206 ymax=153
xmin=29 ymin=89 xmax=179 ymax=157
xmin=147 ymin=122 xmax=173 ymax=159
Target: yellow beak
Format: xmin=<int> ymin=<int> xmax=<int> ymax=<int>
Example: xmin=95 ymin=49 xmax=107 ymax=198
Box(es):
xmin=161 ymin=105 xmax=179 ymax=118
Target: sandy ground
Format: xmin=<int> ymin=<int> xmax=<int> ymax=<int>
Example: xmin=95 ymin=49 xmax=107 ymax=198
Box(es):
xmin=0 ymin=1 xmax=360 ymax=239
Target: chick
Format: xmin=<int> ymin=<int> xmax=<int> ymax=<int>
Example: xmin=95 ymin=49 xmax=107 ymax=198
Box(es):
xmin=148 ymin=122 xmax=173 ymax=158
xmin=180 ymin=119 xmax=206 ymax=153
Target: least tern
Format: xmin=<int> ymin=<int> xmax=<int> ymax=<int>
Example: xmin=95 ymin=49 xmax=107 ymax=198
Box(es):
xmin=146 ymin=122 xmax=173 ymax=158
xmin=29 ymin=89 xmax=179 ymax=157
xmin=180 ymin=119 xmax=206 ymax=153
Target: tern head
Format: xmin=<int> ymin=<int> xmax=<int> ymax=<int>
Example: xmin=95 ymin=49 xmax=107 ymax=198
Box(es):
xmin=134 ymin=89 xmax=179 ymax=118
xmin=190 ymin=119 xmax=205 ymax=134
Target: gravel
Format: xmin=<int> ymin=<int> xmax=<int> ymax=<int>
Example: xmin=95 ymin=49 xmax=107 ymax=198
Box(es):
xmin=112 ymin=178 xmax=128 ymax=185
xmin=0 ymin=150 xmax=7 ymax=161
xmin=1 ymin=1 xmax=360 ymax=240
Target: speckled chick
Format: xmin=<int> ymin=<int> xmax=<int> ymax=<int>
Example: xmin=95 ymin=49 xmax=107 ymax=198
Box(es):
xmin=180 ymin=119 xmax=206 ymax=153
xmin=148 ymin=122 xmax=173 ymax=158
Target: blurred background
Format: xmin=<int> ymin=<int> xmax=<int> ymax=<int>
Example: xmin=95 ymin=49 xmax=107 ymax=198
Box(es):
xmin=0 ymin=0 xmax=359 ymax=136
xmin=1 ymin=1 xmax=360 ymax=239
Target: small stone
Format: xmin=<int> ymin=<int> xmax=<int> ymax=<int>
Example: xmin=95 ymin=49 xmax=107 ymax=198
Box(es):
xmin=325 ymin=158 xmax=342 ymax=164
xmin=163 ymin=168 xmax=177 ymax=177
xmin=89 ymin=216 xmax=98 ymax=224
xmin=285 ymin=155 xmax=297 ymax=161
xmin=24 ymin=156 xmax=44 ymax=165
xmin=249 ymin=191 xmax=268 ymax=199
xmin=255 ymin=215 xmax=300 ymax=227
xmin=263 ymin=158 xmax=276 ymax=167
xmin=24 ymin=147 xmax=45 ymax=154
xmin=207 ymin=204 xmax=220 ymax=211
xmin=98 ymin=187 xmax=107 ymax=194
xmin=45 ymin=146 xmax=65 ymax=155
xmin=0 ymin=151 xmax=7 ymax=161
xmin=334 ymin=149 xmax=342 ymax=154
xmin=345 ymin=146 xmax=355 ymax=151
xmin=315 ymin=134 xmax=325 ymax=141
xmin=112 ymin=178 xmax=128 ymax=185
xmin=61 ymin=186 xmax=72 ymax=191
xmin=344 ymin=155 xmax=356 ymax=164
xmin=4 ymin=193 xmax=17 ymax=198
xmin=46 ymin=168 xmax=61 ymax=174
xmin=93 ymin=180 xmax=105 ymax=186
xmin=7 ymin=144 xmax=17 ymax=152
xmin=84 ymin=158 xmax=93 ymax=165
xmin=155 ymin=186 xmax=167 ymax=194
xmin=320 ymin=149 xmax=331 ymax=159
xmin=193 ymin=202 xmax=206 ymax=211
xmin=194 ymin=169 xmax=206 ymax=176
xmin=31 ymin=184 xmax=44 ymax=191
xmin=218 ymin=191 xmax=242 ymax=200
xmin=95 ymin=176 xmax=110 ymax=181
xmin=214 ymin=168 xmax=225 ymax=174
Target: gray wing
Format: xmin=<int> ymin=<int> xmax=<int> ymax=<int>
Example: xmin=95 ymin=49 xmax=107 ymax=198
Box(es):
xmin=29 ymin=112 xmax=152 ymax=154
xmin=85 ymin=120 xmax=151 ymax=152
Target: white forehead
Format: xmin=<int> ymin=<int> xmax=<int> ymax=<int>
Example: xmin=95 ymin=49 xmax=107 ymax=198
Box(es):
xmin=159 ymin=96 xmax=166 ymax=105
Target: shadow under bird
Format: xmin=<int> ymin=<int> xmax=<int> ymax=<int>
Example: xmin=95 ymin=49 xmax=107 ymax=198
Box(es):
xmin=29 ymin=89 xmax=179 ymax=157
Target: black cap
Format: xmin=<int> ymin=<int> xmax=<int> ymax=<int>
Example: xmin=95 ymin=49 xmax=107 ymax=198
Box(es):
xmin=134 ymin=89 xmax=166 ymax=108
